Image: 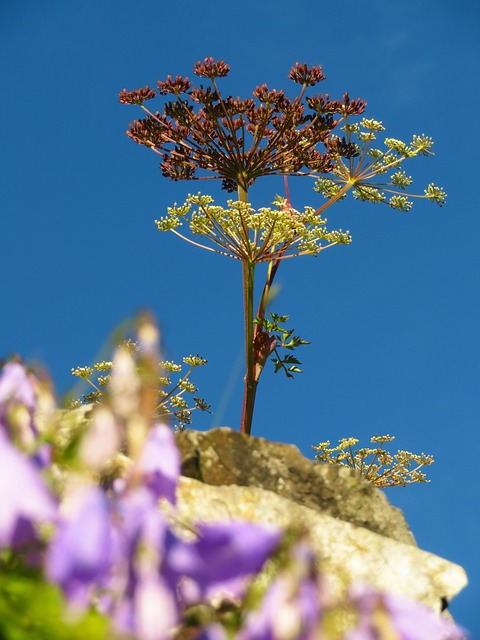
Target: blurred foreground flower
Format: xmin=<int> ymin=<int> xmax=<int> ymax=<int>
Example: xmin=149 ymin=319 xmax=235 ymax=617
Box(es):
xmin=0 ymin=322 xmax=467 ymax=639
xmin=346 ymin=584 xmax=465 ymax=640
xmin=0 ymin=429 xmax=56 ymax=552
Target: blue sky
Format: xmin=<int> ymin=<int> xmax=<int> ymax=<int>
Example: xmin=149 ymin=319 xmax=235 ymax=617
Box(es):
xmin=1 ymin=0 xmax=479 ymax=634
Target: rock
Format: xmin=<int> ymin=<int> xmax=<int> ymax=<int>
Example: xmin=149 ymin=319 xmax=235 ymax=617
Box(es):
xmin=175 ymin=427 xmax=415 ymax=545
xmin=170 ymin=476 xmax=467 ymax=614
xmin=173 ymin=428 xmax=467 ymax=614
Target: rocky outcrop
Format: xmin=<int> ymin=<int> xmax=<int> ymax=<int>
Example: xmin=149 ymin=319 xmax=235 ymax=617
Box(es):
xmin=175 ymin=427 xmax=415 ymax=545
xmin=172 ymin=428 xmax=467 ymax=614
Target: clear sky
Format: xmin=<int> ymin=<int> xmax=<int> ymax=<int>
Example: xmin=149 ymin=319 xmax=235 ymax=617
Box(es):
xmin=1 ymin=0 xmax=479 ymax=634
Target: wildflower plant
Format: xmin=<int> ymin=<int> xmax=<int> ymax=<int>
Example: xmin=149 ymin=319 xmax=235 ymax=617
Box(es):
xmin=71 ymin=339 xmax=210 ymax=431
xmin=312 ymin=435 xmax=435 ymax=487
xmin=120 ymin=58 xmax=446 ymax=437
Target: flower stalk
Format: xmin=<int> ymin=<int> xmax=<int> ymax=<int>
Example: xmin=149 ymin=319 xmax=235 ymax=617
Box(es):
xmin=240 ymin=257 xmax=256 ymax=435
xmin=237 ymin=181 xmax=254 ymax=434
xmin=122 ymin=59 xmax=446 ymax=436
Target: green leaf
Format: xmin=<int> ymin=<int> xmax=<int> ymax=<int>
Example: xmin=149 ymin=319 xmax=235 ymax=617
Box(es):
xmin=0 ymin=563 xmax=111 ymax=640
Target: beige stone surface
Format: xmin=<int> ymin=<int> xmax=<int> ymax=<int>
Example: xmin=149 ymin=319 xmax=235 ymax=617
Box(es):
xmin=171 ymin=476 xmax=467 ymax=614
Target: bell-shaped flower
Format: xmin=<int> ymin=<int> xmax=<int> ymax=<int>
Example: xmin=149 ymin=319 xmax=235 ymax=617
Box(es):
xmin=347 ymin=584 xmax=465 ymax=640
xmin=78 ymin=406 xmax=121 ymax=472
xmin=168 ymin=521 xmax=282 ymax=603
xmin=116 ymin=573 xmax=178 ymax=640
xmin=46 ymin=485 xmax=114 ymax=607
xmin=0 ymin=430 xmax=57 ymax=551
xmin=0 ymin=362 xmax=38 ymax=447
xmin=238 ymin=541 xmax=321 ymax=640
xmin=108 ymin=487 xmax=180 ymax=639
xmin=0 ymin=362 xmax=35 ymax=415
xmin=194 ymin=624 xmax=229 ymax=640
xmin=132 ymin=423 xmax=180 ymax=504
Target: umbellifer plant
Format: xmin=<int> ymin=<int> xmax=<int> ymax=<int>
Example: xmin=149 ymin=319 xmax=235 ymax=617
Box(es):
xmin=120 ymin=58 xmax=445 ymax=437
xmin=312 ymin=435 xmax=434 ymax=488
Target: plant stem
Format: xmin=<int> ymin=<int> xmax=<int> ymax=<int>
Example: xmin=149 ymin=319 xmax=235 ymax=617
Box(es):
xmin=240 ymin=259 xmax=256 ymax=435
xmin=238 ymin=183 xmax=257 ymax=435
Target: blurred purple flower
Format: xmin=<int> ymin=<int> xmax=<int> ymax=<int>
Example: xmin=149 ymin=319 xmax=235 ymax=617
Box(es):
xmin=46 ymin=486 xmax=114 ymax=607
xmin=79 ymin=406 xmax=121 ymax=471
xmin=108 ymin=487 xmax=181 ymax=639
xmin=0 ymin=362 xmax=39 ymax=447
xmin=133 ymin=574 xmax=178 ymax=640
xmin=240 ymin=578 xmax=319 ymax=640
xmin=133 ymin=423 xmax=180 ymax=504
xmin=110 ymin=486 xmax=282 ymax=636
xmin=169 ymin=521 xmax=282 ymax=603
xmin=112 ymin=573 xmax=178 ymax=640
xmin=238 ymin=541 xmax=321 ymax=640
xmin=347 ymin=584 xmax=466 ymax=640
xmin=194 ymin=624 xmax=229 ymax=640
xmin=0 ymin=362 xmax=35 ymax=415
xmin=0 ymin=430 xmax=57 ymax=551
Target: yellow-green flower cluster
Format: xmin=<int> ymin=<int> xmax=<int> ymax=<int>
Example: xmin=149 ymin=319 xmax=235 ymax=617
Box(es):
xmin=71 ymin=347 xmax=210 ymax=430
xmin=314 ymin=118 xmax=446 ymax=212
xmin=156 ymin=194 xmax=351 ymax=263
xmin=312 ymin=434 xmax=434 ymax=488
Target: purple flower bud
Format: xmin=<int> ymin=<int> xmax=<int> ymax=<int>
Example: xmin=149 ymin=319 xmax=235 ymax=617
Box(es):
xmin=0 ymin=362 xmax=39 ymax=449
xmin=0 ymin=362 xmax=36 ymax=415
xmin=239 ymin=577 xmax=320 ymax=640
xmin=133 ymin=575 xmax=178 ymax=640
xmin=79 ymin=406 xmax=121 ymax=471
xmin=133 ymin=424 xmax=180 ymax=504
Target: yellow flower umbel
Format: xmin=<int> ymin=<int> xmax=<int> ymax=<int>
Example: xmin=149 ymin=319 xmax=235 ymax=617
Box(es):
xmin=156 ymin=194 xmax=351 ymax=264
xmin=312 ymin=435 xmax=434 ymax=488
xmin=314 ymin=119 xmax=446 ymax=211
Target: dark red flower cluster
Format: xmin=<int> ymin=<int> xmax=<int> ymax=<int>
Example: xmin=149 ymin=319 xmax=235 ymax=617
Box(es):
xmin=120 ymin=60 xmax=366 ymax=192
xmin=157 ymin=75 xmax=193 ymax=95
xmin=119 ymin=85 xmax=156 ymax=105
xmin=194 ymin=57 xmax=231 ymax=79
xmin=287 ymin=62 xmax=326 ymax=86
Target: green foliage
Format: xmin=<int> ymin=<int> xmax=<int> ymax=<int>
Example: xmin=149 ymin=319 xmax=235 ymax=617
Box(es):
xmin=0 ymin=557 xmax=110 ymax=640
xmin=255 ymin=313 xmax=310 ymax=379
xmin=312 ymin=435 xmax=434 ymax=487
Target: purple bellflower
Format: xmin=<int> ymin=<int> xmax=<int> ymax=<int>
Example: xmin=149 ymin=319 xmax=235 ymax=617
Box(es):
xmin=0 ymin=429 xmax=57 ymax=551
xmin=46 ymin=485 xmax=114 ymax=607
xmin=169 ymin=521 xmax=282 ymax=604
xmin=0 ymin=362 xmax=37 ymax=446
xmin=133 ymin=423 xmax=180 ymax=504
xmin=194 ymin=624 xmax=229 ymax=640
xmin=238 ymin=540 xmax=321 ymax=640
xmin=0 ymin=362 xmax=36 ymax=415
xmin=347 ymin=584 xmax=466 ymax=640
xmin=106 ymin=486 xmax=180 ymax=639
